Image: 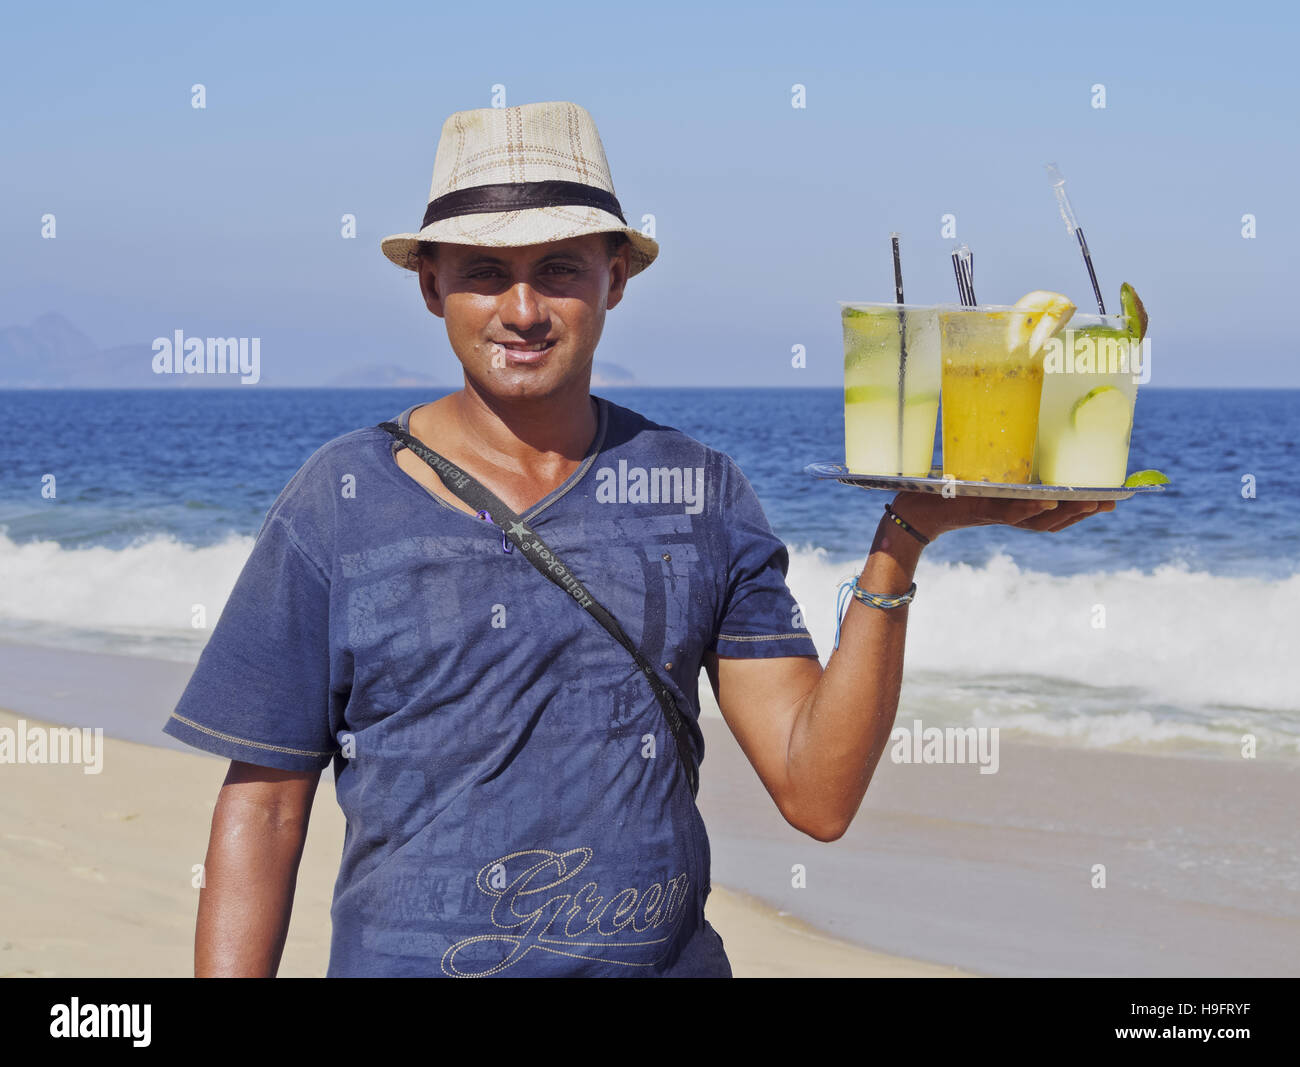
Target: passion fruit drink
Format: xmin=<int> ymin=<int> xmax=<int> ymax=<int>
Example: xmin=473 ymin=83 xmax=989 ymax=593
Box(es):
xmin=938 ymin=293 xmax=1075 ymax=482
xmin=1033 ymin=315 xmax=1140 ymax=486
xmin=841 ymin=303 xmax=940 ymax=476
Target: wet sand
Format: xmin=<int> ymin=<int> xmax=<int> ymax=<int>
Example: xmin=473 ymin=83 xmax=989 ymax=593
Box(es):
xmin=695 ymin=698 xmax=1300 ymax=977
xmin=4 ymin=638 xmax=1297 ymax=977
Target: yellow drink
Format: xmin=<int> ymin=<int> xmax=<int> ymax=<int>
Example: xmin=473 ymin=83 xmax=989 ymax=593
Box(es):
xmin=938 ymin=307 xmax=1052 ymax=483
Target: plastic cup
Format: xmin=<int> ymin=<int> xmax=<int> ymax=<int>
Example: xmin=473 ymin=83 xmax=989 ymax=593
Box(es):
xmin=937 ymin=305 xmax=1050 ymax=483
xmin=840 ymin=303 xmax=940 ymax=476
xmin=1033 ymin=314 xmax=1142 ymax=486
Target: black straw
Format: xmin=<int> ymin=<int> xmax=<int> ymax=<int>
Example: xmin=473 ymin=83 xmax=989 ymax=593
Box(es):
xmin=891 ymin=233 xmax=907 ymax=475
xmin=1076 ymin=228 xmax=1106 ymax=314
xmin=951 ymin=245 xmax=977 ymax=306
xmin=891 ymin=234 xmax=905 ymax=304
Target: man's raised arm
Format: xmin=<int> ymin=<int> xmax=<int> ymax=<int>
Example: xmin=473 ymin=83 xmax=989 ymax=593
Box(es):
xmin=706 ymin=495 xmax=1113 ymax=841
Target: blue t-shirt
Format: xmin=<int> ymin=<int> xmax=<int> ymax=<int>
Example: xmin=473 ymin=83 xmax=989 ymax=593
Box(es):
xmin=163 ymin=394 xmax=818 ymax=977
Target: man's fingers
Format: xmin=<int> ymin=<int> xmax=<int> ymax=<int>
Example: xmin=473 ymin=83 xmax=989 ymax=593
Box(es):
xmin=1008 ymin=499 xmax=1059 ymax=523
xmin=1008 ymin=500 xmax=1063 ymax=527
xmin=1043 ymin=509 xmax=1096 ymax=532
xmin=1009 ymin=500 xmax=1106 ymax=532
xmin=954 ymin=496 xmax=1115 ymax=532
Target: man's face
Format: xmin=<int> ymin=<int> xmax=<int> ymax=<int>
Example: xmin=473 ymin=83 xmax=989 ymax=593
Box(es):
xmin=418 ymin=233 xmax=629 ymax=399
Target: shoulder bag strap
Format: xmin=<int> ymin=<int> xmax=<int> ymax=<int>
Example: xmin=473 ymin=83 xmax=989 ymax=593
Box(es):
xmin=378 ymin=421 xmax=700 ymax=798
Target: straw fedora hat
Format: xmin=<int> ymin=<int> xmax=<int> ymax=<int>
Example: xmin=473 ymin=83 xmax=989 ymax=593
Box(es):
xmin=381 ymin=101 xmax=658 ymax=278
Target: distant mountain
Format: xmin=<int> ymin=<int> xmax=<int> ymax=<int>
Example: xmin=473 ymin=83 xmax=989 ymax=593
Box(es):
xmin=0 ymin=312 xmax=99 ymax=387
xmin=0 ymin=314 xmax=265 ymax=388
xmin=0 ymin=313 xmax=636 ymax=389
xmin=591 ymin=361 xmax=637 ymax=386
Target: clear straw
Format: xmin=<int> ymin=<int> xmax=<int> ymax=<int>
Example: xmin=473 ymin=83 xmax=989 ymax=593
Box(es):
xmin=1046 ymin=162 xmax=1105 ymax=314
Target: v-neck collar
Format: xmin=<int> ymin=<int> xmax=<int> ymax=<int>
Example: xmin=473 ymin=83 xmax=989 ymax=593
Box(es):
xmin=387 ymin=394 xmax=609 ymax=525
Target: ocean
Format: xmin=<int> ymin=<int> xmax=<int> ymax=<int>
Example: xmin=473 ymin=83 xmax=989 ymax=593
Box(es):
xmin=2 ymin=386 xmax=1297 ymax=764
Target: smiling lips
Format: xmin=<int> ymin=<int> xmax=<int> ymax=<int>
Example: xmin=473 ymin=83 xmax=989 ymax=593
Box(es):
xmin=496 ymin=339 xmax=556 ymax=364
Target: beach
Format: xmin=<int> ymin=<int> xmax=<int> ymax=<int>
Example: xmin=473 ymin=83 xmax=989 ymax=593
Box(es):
xmin=0 ymin=692 xmax=965 ymax=979
xmin=1 ymin=389 xmax=1297 ymax=976
xmin=3 ymin=640 xmax=1298 ymax=977
xmin=696 ymin=692 xmax=1300 ymax=977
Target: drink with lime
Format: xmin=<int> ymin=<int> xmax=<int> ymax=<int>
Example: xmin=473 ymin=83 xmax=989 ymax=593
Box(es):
xmin=841 ymin=303 xmax=940 ymax=476
xmin=1033 ymin=312 xmax=1143 ymax=487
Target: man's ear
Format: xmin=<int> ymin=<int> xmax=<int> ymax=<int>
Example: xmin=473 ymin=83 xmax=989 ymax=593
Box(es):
xmin=605 ymin=244 xmax=631 ymax=311
xmin=418 ymin=260 xmax=446 ymax=318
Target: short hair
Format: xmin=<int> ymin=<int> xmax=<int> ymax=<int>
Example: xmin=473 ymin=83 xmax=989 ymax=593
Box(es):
xmin=416 ymin=231 xmax=627 ymax=266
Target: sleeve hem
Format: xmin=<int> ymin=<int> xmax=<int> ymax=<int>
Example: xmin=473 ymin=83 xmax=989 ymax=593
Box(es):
xmin=711 ymin=632 xmax=818 ymax=658
xmin=162 ymin=713 xmax=334 ymax=772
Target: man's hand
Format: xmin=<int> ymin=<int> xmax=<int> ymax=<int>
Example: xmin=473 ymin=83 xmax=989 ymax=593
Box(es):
xmin=887 ymin=491 xmax=1116 ymax=541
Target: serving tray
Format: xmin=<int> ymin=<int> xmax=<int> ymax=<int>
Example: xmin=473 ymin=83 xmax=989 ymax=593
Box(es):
xmin=804 ymin=462 xmax=1167 ymax=501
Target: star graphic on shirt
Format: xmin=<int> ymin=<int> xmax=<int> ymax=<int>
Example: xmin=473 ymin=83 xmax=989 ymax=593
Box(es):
xmin=507 ymin=520 xmax=532 ymax=543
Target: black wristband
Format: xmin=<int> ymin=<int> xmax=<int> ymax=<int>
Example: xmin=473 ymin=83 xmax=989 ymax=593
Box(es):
xmin=883 ymin=502 xmax=930 ymax=545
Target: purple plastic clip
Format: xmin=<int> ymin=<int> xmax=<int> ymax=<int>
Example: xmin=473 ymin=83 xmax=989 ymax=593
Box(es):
xmin=477 ymin=509 xmax=513 ymax=554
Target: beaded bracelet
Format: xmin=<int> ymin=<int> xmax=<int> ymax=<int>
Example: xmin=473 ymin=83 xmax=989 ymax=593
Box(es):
xmin=883 ymin=502 xmax=930 ymax=545
xmin=834 ymin=575 xmax=918 ymax=648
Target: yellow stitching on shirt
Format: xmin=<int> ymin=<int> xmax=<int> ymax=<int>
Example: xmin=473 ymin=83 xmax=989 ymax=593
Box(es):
xmin=716 ymin=632 xmax=814 ymax=642
xmin=168 ymin=713 xmax=335 ymax=758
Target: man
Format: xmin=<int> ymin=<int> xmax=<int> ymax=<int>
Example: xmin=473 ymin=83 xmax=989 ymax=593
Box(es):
xmin=164 ymin=101 xmax=1110 ymax=978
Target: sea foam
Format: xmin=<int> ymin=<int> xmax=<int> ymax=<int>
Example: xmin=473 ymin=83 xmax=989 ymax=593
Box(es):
xmin=1 ymin=532 xmax=1295 ymax=754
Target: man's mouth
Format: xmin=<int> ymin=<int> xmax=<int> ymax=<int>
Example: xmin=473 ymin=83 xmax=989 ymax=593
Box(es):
xmin=496 ymin=339 xmax=556 ymax=364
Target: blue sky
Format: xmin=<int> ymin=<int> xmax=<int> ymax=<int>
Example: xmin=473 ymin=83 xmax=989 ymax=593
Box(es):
xmin=2 ymin=0 xmax=1295 ymax=387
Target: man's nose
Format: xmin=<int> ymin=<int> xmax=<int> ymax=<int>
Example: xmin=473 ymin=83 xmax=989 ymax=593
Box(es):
xmin=500 ymin=280 xmax=548 ymax=330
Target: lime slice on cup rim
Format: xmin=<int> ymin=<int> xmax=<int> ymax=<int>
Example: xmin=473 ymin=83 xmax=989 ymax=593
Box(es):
xmin=1123 ymin=469 xmax=1170 ymax=488
xmin=1120 ymin=283 xmax=1148 ymax=342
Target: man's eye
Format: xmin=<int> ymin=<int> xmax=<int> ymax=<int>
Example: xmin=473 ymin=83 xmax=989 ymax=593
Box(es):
xmin=465 ymin=266 xmax=577 ymax=280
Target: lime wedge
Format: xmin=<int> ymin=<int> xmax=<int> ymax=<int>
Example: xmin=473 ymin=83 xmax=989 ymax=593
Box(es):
xmin=843 ymin=309 xmax=898 ymax=347
xmin=845 ymin=385 xmax=940 ymax=406
xmin=1071 ymin=385 xmax=1131 ymax=434
xmin=1120 ymin=283 xmax=1148 ymax=342
xmin=845 ymin=384 xmax=892 ymax=404
xmin=1123 ymin=469 xmax=1170 ymax=487
xmin=1006 ymin=290 xmax=1076 ymax=356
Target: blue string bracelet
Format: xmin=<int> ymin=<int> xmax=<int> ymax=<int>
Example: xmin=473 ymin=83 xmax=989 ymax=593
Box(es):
xmin=834 ymin=575 xmax=918 ymax=649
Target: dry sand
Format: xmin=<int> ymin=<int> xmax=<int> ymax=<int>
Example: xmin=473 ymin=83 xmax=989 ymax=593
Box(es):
xmin=0 ymin=708 xmax=967 ymax=978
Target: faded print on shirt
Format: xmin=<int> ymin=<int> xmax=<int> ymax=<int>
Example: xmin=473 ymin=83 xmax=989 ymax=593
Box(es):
xmin=164 ymin=394 xmax=817 ymax=976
